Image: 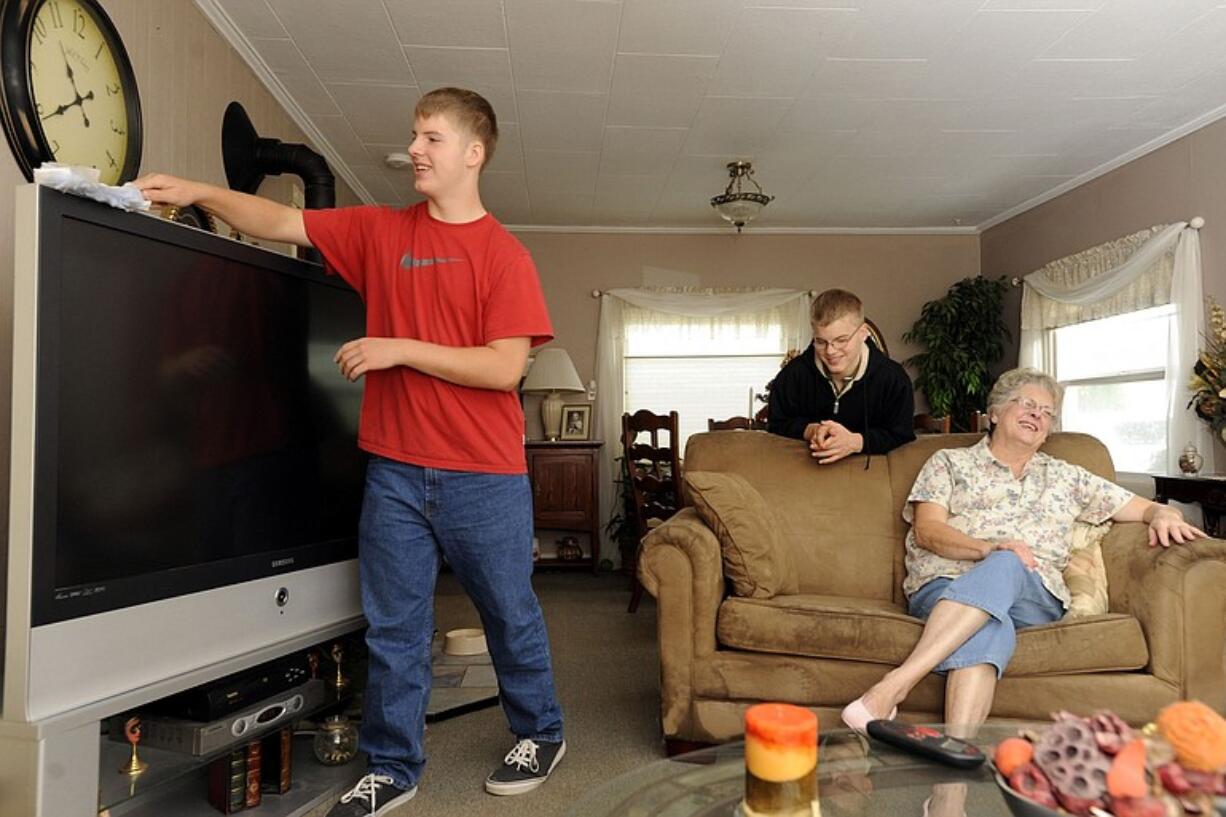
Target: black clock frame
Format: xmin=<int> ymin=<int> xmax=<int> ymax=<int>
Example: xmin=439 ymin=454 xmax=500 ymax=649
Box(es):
xmin=0 ymin=0 xmax=143 ymax=182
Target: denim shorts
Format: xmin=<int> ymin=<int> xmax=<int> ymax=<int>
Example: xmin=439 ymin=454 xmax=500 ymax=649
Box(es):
xmin=907 ymin=550 xmax=1065 ymax=678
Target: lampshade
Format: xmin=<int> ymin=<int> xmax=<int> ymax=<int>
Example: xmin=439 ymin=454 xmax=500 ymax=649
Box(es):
xmin=710 ymin=160 xmax=773 ymax=233
xmin=522 ymin=348 xmax=585 ymax=393
xmin=522 ymin=348 xmax=585 ymax=441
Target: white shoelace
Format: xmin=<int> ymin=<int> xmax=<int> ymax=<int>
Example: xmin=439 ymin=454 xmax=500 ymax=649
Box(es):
xmin=340 ymin=773 xmax=397 ymax=806
xmin=503 ymin=739 xmax=541 ymax=773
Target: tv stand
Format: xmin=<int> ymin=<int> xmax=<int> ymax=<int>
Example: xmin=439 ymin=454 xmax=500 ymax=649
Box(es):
xmin=0 ymin=617 xmax=364 ymax=817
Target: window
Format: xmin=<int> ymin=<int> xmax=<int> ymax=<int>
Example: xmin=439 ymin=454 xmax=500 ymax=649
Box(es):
xmin=624 ymin=320 xmax=787 ymax=452
xmin=1054 ymin=305 xmax=1173 ymax=474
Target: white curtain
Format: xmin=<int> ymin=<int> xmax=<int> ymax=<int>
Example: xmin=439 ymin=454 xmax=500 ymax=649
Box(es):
xmin=594 ymin=288 xmax=812 ymax=567
xmin=1018 ymin=221 xmax=1211 ymax=474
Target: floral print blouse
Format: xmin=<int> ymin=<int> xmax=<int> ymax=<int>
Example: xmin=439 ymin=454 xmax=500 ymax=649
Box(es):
xmin=902 ymin=436 xmax=1133 ymax=607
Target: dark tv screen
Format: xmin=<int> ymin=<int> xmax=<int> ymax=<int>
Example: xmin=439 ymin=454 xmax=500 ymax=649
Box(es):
xmin=31 ymin=194 xmax=365 ymax=626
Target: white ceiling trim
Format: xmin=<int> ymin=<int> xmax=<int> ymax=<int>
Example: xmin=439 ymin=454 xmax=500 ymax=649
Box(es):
xmin=193 ymin=0 xmax=376 ymax=205
xmin=975 ymin=100 xmax=1226 ymax=232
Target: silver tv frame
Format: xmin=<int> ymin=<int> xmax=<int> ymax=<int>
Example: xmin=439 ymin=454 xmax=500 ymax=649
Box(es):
xmin=2 ymin=184 xmax=363 ymax=724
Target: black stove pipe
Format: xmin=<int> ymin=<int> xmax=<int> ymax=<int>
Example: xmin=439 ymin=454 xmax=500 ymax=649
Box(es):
xmin=221 ymin=101 xmax=335 ymax=262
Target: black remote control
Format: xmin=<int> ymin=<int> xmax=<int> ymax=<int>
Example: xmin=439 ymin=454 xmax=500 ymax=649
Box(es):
xmin=865 ymin=720 xmax=986 ymax=768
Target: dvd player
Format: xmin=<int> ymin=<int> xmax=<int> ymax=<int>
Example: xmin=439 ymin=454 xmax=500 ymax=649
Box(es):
xmin=149 ymin=652 xmax=311 ymax=721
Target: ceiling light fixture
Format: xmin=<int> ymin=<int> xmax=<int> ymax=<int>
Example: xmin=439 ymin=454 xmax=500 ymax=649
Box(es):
xmin=710 ymin=160 xmax=773 ymax=233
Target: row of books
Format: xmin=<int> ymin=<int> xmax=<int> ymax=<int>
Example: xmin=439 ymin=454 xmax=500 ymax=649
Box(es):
xmin=206 ymin=727 xmax=293 ymax=814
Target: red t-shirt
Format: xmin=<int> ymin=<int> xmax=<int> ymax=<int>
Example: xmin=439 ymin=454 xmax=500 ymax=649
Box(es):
xmin=302 ymin=203 xmax=553 ymax=474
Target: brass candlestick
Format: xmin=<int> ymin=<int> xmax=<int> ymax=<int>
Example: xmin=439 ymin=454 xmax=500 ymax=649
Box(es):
xmin=119 ymin=717 xmax=148 ymax=775
xmin=331 ymin=642 xmax=349 ymax=692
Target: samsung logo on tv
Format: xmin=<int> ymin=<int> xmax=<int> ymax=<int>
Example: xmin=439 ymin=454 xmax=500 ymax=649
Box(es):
xmin=271 ymin=557 xmax=296 ymax=568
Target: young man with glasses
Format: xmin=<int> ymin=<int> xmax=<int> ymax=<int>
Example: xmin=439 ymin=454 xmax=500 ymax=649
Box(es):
xmin=768 ymin=289 xmax=915 ymax=463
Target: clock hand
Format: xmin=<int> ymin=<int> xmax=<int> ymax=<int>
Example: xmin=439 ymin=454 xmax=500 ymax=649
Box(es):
xmin=40 ymin=89 xmax=93 ymax=123
xmin=42 ymin=100 xmax=75 ymax=120
xmin=57 ymin=41 xmax=93 ymax=127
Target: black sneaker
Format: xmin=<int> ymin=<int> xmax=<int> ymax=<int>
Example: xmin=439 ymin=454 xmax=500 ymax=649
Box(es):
xmin=326 ymin=773 xmax=417 ymax=816
xmin=485 ymin=738 xmax=566 ymax=795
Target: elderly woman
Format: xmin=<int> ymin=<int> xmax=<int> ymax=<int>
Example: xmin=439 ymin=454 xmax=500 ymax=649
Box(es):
xmin=841 ymin=367 xmax=1205 ymax=738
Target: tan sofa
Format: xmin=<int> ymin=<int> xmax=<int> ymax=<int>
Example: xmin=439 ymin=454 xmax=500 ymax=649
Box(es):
xmin=638 ymin=430 xmax=1226 ymax=745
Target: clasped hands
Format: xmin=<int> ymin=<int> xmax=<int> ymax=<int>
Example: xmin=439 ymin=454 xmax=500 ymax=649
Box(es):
xmin=804 ymin=420 xmax=864 ymax=465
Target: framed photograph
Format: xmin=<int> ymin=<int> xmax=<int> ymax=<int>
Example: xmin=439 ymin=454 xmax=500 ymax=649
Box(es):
xmin=560 ymin=404 xmax=592 ymax=440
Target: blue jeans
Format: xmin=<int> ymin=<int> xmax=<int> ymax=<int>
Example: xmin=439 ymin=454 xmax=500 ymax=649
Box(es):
xmin=357 ymin=456 xmax=563 ymax=789
xmin=907 ymin=550 xmax=1064 ymax=678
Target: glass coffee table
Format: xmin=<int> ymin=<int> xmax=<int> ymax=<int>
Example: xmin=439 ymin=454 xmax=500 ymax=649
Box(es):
xmin=567 ymin=724 xmax=1022 ymax=817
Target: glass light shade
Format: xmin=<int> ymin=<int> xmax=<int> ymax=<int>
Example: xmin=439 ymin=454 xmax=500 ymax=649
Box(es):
xmin=712 ymin=196 xmax=769 ymax=230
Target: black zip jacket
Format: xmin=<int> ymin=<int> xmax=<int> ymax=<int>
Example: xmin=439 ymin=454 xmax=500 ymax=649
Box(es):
xmin=767 ymin=341 xmax=916 ymax=455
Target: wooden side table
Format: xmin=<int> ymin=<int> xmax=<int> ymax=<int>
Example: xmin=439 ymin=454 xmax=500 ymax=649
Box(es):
xmin=526 ymin=440 xmax=603 ymax=573
xmin=1152 ymin=474 xmax=1226 ymax=537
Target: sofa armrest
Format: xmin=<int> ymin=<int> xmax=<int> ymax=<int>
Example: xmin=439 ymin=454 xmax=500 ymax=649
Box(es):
xmin=638 ymin=508 xmax=725 ymax=736
xmin=1101 ymin=522 xmax=1226 ymax=708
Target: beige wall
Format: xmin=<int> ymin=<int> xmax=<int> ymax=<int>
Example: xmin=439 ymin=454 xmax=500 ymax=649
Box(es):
xmin=981 ymin=116 xmax=1226 ymax=369
xmin=513 ymin=231 xmax=980 ymax=437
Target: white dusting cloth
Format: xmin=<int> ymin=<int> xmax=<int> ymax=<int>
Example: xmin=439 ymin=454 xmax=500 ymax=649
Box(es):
xmin=32 ymin=162 xmax=150 ymax=212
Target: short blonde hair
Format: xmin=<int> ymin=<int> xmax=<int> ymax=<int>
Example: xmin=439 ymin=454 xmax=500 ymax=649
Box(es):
xmin=986 ymin=368 xmax=1064 ymax=427
xmin=810 ymin=289 xmax=863 ymax=327
xmin=415 ymin=87 xmax=498 ymax=168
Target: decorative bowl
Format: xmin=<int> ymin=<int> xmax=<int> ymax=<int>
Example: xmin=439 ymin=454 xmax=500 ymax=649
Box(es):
xmin=995 ymin=770 xmax=1226 ymax=817
xmin=993 ymin=771 xmax=1062 ymax=817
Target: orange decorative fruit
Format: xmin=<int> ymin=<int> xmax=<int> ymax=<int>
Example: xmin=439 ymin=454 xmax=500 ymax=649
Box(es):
xmin=1107 ymin=739 xmax=1148 ymax=799
xmin=1156 ymin=701 xmax=1226 ymax=772
xmin=994 ymin=737 xmax=1034 ymax=777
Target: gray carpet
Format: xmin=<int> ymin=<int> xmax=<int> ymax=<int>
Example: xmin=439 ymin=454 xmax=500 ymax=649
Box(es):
xmin=308 ymin=571 xmax=663 ymax=816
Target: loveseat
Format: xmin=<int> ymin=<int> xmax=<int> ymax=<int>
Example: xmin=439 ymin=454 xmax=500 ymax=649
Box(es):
xmin=638 ymin=430 xmax=1226 ymax=746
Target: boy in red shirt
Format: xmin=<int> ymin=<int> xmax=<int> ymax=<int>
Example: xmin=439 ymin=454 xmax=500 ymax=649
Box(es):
xmin=137 ymin=88 xmax=564 ymax=816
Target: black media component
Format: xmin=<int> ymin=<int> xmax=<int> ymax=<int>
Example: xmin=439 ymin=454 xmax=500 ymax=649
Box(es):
xmin=148 ymin=653 xmax=311 ymax=721
xmin=865 ymin=720 xmax=986 ymax=769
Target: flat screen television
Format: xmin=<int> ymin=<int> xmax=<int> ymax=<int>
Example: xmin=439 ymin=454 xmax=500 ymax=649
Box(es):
xmin=4 ymin=186 xmax=365 ymax=722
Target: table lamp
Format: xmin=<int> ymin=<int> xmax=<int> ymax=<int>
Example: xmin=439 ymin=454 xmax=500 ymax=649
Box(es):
xmin=522 ymin=348 xmax=585 ymax=441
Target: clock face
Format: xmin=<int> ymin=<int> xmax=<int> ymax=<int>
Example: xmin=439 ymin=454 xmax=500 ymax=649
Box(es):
xmin=26 ymin=0 xmax=134 ymax=185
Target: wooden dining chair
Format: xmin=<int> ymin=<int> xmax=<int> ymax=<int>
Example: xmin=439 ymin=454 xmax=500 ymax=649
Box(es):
xmin=621 ymin=409 xmax=683 ymax=613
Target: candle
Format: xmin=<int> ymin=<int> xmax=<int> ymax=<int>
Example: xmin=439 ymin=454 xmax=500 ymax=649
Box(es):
xmin=743 ymin=703 xmax=819 ymax=817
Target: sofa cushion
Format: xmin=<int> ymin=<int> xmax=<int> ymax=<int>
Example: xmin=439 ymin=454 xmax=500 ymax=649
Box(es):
xmin=684 ymin=431 xmax=901 ymax=602
xmin=717 ymin=594 xmax=1148 ymax=676
xmin=1064 ymin=521 xmax=1111 ymax=618
xmin=685 ymin=470 xmax=799 ymax=598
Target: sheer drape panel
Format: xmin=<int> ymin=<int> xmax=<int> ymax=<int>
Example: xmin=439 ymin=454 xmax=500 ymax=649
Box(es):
xmin=1017 ymin=221 xmax=1211 ymax=474
xmin=594 ymin=288 xmax=812 ymax=567
xmin=1168 ymin=229 xmax=1210 ymax=475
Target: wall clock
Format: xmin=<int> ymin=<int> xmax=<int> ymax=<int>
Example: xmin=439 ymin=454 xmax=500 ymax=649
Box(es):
xmin=0 ymin=0 xmax=143 ymax=185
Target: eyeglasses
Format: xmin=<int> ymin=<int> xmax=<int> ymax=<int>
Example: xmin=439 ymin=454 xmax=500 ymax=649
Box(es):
xmin=1010 ymin=396 xmax=1056 ymax=420
xmin=813 ymin=323 xmax=864 ymax=352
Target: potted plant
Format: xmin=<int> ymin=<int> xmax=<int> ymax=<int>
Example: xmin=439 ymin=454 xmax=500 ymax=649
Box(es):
xmin=903 ymin=276 xmax=1011 ymax=432
xmin=604 ymin=457 xmax=641 ymax=573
